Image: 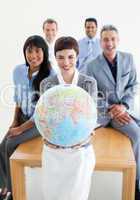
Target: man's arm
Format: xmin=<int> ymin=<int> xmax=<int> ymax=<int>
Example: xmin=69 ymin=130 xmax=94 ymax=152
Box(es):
xmin=121 ymin=54 xmax=138 ymax=110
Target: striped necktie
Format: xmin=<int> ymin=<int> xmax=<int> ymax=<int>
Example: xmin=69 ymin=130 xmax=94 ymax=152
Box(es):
xmin=88 ymin=40 xmax=93 ymax=59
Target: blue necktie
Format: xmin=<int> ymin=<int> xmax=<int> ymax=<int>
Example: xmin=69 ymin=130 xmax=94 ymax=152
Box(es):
xmin=87 ymin=40 xmax=93 ymax=59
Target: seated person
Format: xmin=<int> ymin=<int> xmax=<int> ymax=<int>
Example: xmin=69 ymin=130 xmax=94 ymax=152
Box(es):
xmin=86 ymin=24 xmax=140 ymax=200
xmin=0 ymin=35 xmax=54 ymax=200
xmin=40 ymin=36 xmax=97 ymax=200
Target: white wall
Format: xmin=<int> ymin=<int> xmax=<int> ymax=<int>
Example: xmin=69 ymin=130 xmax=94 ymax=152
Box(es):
xmin=0 ymin=0 xmax=140 ymax=199
xmin=0 ymin=1 xmax=140 ymax=134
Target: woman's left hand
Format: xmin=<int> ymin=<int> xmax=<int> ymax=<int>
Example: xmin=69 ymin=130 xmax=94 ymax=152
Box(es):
xmin=7 ymin=120 xmax=34 ymax=138
xmin=7 ymin=127 xmax=23 ymax=138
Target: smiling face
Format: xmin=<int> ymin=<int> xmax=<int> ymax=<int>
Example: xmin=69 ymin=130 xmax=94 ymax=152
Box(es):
xmin=43 ymin=22 xmax=58 ymax=43
xmin=25 ymin=46 xmax=44 ymax=72
xmin=85 ymin=21 xmax=97 ymax=38
xmin=100 ymin=30 xmax=119 ymax=58
xmin=56 ymin=49 xmax=77 ymax=74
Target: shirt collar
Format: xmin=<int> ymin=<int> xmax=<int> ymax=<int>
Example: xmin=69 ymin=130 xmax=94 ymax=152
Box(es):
xmin=26 ymin=65 xmax=39 ymax=79
xmin=86 ymin=36 xmax=96 ymax=43
xmin=103 ymin=53 xmax=117 ymax=67
xmin=45 ymin=39 xmax=56 ymax=48
xmin=32 ymin=70 xmax=39 ymax=77
xmin=57 ymin=69 xmax=79 ymax=85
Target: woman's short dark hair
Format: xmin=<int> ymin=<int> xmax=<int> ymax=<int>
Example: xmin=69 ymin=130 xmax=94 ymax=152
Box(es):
xmin=23 ymin=35 xmax=51 ymax=101
xmin=54 ymin=36 xmax=79 ymax=55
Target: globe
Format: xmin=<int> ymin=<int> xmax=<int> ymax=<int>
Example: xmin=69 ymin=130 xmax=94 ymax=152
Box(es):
xmin=34 ymin=84 xmax=97 ymax=146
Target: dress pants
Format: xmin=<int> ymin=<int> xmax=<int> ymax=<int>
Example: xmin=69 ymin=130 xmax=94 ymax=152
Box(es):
xmin=0 ymin=114 xmax=40 ymax=192
xmin=110 ymin=117 xmax=140 ymax=185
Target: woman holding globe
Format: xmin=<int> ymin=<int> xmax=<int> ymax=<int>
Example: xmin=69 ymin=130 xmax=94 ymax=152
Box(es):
xmin=38 ymin=36 xmax=97 ymax=200
xmin=0 ymin=35 xmax=54 ymax=200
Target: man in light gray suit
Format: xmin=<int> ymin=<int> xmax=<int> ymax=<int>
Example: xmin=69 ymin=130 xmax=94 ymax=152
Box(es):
xmin=86 ymin=24 xmax=140 ymax=199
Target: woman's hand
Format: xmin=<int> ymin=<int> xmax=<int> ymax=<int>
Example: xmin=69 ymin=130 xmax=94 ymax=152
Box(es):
xmin=9 ymin=121 xmax=19 ymax=129
xmin=7 ymin=120 xmax=34 ymax=138
xmin=6 ymin=120 xmax=20 ymax=138
xmin=7 ymin=127 xmax=23 ymax=138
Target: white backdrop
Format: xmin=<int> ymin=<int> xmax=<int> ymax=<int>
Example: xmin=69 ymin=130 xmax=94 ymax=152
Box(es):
xmin=0 ymin=0 xmax=140 ymax=133
xmin=0 ymin=1 xmax=140 ymax=199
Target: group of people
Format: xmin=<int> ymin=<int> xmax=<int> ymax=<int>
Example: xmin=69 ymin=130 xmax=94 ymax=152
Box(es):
xmin=0 ymin=17 xmax=139 ymax=200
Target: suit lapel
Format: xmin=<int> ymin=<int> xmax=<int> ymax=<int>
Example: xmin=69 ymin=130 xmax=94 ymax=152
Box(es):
xmin=77 ymin=74 xmax=88 ymax=91
xmin=54 ymin=75 xmax=59 ymax=84
xmin=116 ymin=52 xmax=122 ymax=86
xmin=77 ymin=74 xmax=83 ymax=88
xmin=100 ymin=54 xmax=116 ymax=85
xmin=49 ymin=75 xmax=59 ymax=88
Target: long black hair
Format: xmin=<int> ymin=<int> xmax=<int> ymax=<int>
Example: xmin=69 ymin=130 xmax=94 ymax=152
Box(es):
xmin=23 ymin=35 xmax=51 ymax=101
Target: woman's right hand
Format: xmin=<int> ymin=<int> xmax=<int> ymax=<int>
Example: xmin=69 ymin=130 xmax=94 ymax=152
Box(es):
xmin=9 ymin=121 xmax=19 ymax=129
xmin=6 ymin=121 xmax=19 ymax=137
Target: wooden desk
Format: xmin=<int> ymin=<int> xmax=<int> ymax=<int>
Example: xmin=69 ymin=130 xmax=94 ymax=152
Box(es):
xmin=10 ymin=127 xmax=136 ymax=200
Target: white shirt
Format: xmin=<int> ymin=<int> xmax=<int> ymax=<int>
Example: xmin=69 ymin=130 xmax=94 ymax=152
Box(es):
xmin=57 ymin=69 xmax=79 ymax=85
xmin=77 ymin=36 xmax=102 ymax=72
xmin=46 ymin=40 xmax=59 ymax=74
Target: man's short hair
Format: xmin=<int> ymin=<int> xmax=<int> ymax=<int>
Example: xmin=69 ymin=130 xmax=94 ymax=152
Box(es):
xmin=43 ymin=18 xmax=58 ymax=29
xmin=85 ymin=18 xmax=98 ymax=27
xmin=100 ymin=25 xmax=118 ymax=36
